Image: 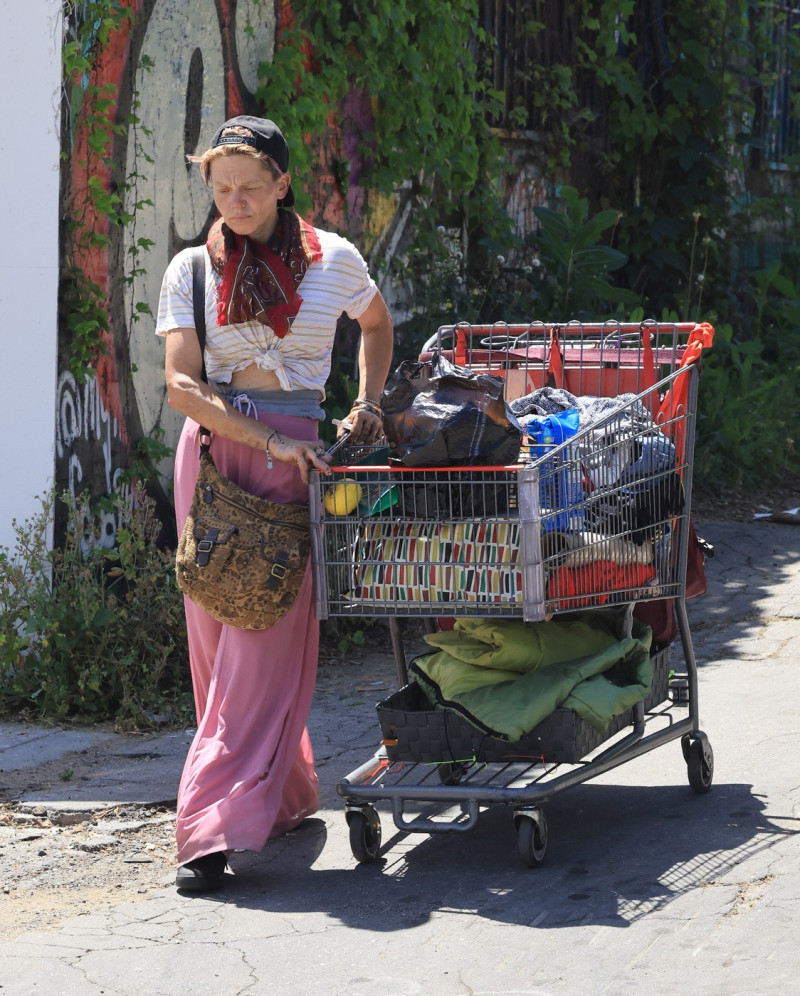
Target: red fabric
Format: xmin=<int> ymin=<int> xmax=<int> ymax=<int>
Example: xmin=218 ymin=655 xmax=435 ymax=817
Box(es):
xmin=207 ymin=212 xmax=322 ymax=336
xmin=547 ymin=327 xmax=564 ymax=387
xmin=547 ymin=561 xmax=658 ymax=610
xmin=656 ymin=322 xmax=715 ymax=458
xmin=546 ymin=325 xmax=657 ymax=397
xmin=634 ymin=599 xmax=677 ymax=646
xmin=684 ymin=518 xmax=709 ymax=599
xmin=633 ymin=520 xmax=709 ymax=643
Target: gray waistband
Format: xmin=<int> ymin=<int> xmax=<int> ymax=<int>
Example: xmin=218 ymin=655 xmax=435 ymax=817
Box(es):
xmin=213 ymin=386 xmax=325 ymax=421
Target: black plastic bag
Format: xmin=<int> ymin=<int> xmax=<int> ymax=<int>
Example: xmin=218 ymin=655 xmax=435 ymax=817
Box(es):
xmin=381 ymin=352 xmax=522 ymax=467
xmin=395 ymin=470 xmax=512 ymax=519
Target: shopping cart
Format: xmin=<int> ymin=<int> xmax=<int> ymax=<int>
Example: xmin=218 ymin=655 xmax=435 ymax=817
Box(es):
xmin=309 ymin=319 xmax=715 ymax=866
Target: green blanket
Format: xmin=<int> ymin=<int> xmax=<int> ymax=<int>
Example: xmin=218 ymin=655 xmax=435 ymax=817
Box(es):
xmin=410 ymin=613 xmax=653 ymax=741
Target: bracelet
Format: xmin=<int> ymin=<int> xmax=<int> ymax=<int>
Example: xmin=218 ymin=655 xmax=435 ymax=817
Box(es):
xmin=265 ymin=430 xmax=281 ymax=469
xmin=351 ymin=398 xmax=383 ymax=417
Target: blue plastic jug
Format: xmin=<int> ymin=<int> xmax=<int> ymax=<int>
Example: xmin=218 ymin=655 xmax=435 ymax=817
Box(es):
xmin=527 ymin=409 xmax=583 ymax=530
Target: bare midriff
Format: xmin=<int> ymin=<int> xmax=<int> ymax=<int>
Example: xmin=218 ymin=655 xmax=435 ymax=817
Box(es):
xmin=228 ymin=363 xmax=283 ymax=391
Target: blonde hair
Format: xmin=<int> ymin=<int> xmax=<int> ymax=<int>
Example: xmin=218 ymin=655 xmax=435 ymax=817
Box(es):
xmin=188 ymin=142 xmax=284 ymax=186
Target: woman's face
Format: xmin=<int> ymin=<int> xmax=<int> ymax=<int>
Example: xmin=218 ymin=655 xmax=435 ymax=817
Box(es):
xmin=210 ymin=155 xmax=292 ymax=242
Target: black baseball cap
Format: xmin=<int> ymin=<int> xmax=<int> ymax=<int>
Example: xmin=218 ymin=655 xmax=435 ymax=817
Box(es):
xmin=209 ymin=115 xmax=295 ymax=207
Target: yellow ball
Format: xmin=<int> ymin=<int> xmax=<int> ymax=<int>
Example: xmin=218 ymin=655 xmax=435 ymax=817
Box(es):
xmin=324 ymin=479 xmax=363 ymax=516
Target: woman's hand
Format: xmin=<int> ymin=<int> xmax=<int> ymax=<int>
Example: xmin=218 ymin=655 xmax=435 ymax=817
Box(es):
xmin=344 ymin=406 xmax=383 ymax=445
xmin=267 ymin=432 xmax=332 ymax=485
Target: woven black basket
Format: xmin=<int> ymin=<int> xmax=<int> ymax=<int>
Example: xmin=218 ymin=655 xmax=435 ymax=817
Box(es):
xmin=377 ymin=648 xmax=670 ymax=766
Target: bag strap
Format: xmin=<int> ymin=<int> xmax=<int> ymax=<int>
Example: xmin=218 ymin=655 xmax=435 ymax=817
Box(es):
xmin=191 ymin=247 xmax=208 ymax=383
xmin=190 ymin=246 xmax=211 ymax=449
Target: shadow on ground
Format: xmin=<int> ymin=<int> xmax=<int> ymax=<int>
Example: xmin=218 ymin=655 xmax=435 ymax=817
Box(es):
xmin=201 ymin=779 xmax=794 ymax=932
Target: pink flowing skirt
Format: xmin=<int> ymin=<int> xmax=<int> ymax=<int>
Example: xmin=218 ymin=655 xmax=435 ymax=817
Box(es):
xmin=173 ymin=414 xmax=320 ymax=865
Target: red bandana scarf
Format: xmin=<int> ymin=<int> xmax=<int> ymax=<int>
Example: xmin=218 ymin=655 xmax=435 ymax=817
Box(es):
xmin=207 ymin=211 xmax=322 ymax=337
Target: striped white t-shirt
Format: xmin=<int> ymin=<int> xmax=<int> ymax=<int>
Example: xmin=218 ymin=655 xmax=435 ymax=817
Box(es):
xmin=155 ymin=227 xmax=378 ymax=396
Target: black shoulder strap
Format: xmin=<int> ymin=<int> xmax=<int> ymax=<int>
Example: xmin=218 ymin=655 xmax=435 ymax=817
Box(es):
xmin=191 ymin=246 xmax=211 ymax=447
xmin=191 ymin=246 xmax=208 ymax=384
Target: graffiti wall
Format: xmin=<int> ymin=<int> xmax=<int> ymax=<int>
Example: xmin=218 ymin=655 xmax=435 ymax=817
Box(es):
xmin=118 ymin=0 xmax=276 ymax=468
xmin=59 ymin=0 xmax=298 ymax=538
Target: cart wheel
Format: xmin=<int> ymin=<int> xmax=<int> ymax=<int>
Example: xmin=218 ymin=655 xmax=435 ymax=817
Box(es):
xmin=347 ymin=806 xmax=382 ymax=863
xmin=686 ymin=737 xmax=714 ymax=794
xmin=438 ymin=761 xmax=466 ymax=786
xmin=516 ymin=810 xmax=548 ymax=868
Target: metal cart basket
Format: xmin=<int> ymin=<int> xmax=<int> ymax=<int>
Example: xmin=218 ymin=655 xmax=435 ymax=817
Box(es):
xmin=309 ymin=320 xmax=714 ymax=866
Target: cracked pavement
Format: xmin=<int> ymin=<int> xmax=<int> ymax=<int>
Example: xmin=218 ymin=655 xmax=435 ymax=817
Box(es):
xmin=0 ymin=517 xmax=798 ymax=995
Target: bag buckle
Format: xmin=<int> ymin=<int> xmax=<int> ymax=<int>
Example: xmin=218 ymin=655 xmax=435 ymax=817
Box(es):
xmin=195 ymin=528 xmax=220 ymax=567
xmin=265 ymin=557 xmax=290 ymax=591
xmin=270 ymin=562 xmax=288 ymax=581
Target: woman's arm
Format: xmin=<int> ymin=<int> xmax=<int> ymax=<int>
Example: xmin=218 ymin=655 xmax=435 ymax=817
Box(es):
xmin=165 ymin=327 xmax=330 ymax=483
xmin=165 ymin=328 xmax=270 ymax=447
xmin=346 ymin=290 xmax=394 ymax=444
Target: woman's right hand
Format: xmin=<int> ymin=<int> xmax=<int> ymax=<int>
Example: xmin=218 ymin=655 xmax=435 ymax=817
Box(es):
xmin=267 ymin=432 xmax=332 ymax=485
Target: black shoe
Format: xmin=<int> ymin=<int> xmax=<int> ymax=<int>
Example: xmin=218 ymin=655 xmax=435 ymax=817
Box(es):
xmin=175 ymin=851 xmax=228 ymax=892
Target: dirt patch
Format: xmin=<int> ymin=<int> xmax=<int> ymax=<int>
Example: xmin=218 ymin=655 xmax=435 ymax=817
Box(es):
xmin=0 ymin=800 xmax=176 ymax=936
xmin=693 ymin=473 xmax=800 ymax=522
xmin=0 ymin=646 xmax=403 ymax=940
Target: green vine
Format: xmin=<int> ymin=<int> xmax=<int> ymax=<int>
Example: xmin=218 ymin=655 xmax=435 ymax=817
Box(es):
xmin=61 ymin=1 xmax=154 ymax=385
xmin=493 ymin=1 xmax=799 ymax=322
xmin=257 ymin=1 xmax=511 ymax=263
xmin=254 ymin=0 xmax=517 ymax=386
xmin=263 ymin=3 xmax=494 ymax=196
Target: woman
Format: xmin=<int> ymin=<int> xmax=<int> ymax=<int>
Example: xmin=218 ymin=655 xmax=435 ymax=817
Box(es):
xmin=156 ymin=115 xmax=393 ymax=891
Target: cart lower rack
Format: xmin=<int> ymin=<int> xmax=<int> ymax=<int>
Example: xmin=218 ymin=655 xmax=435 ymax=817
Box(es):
xmin=309 ymin=320 xmax=714 ymax=866
xmin=337 ymin=626 xmax=712 ymax=866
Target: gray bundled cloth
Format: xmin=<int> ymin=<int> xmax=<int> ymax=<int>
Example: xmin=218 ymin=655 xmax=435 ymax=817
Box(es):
xmin=511 ymin=387 xmax=653 ymax=435
xmin=511 ymin=387 xmax=674 ymax=490
xmin=509 ymin=387 xmax=580 ymax=418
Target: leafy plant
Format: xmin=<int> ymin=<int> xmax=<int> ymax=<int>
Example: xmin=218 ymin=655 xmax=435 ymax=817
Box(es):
xmin=0 ymin=487 xmax=191 ymax=729
xmin=389 ymin=188 xmax=643 ymax=353
xmin=390 ymin=224 xmax=492 ymax=354
xmin=526 ymin=186 xmax=640 ymax=320
xmin=118 ymin=428 xmax=176 ymax=495
xmin=694 ymin=261 xmax=800 ymax=490
xmin=258 ymin=0 xmax=515 ymax=378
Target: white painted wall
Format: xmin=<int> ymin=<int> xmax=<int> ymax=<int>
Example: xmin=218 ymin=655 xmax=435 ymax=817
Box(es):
xmin=0 ymin=0 xmax=62 ymax=551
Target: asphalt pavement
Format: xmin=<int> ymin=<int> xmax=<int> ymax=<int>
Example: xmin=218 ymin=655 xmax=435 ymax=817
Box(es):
xmin=0 ymin=515 xmax=798 ymax=995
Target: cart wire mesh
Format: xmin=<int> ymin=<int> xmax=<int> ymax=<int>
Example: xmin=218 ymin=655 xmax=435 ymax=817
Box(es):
xmin=310 ymin=319 xmax=702 ymax=622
